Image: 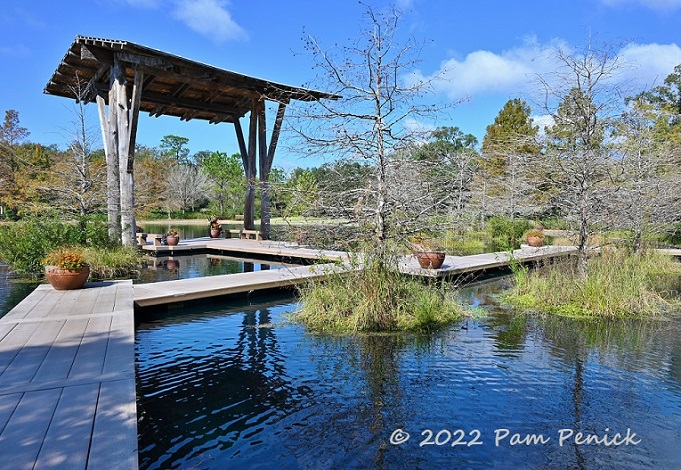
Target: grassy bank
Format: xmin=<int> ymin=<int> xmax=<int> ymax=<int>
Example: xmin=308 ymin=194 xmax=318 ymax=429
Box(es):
xmin=291 ymin=256 xmax=468 ymax=333
xmin=505 ymin=249 xmax=681 ymax=318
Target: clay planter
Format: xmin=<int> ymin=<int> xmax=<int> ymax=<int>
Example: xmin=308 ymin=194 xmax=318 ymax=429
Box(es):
xmin=166 ymin=235 xmax=180 ymax=246
xmin=527 ymin=236 xmax=544 ymax=247
xmin=415 ymin=251 xmax=446 ymax=269
xmin=45 ymin=265 xmax=90 ymax=290
xmin=209 ymin=228 xmax=222 ymax=238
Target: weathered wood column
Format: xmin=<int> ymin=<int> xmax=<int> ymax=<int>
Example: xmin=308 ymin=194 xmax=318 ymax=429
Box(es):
xmin=258 ymin=100 xmax=287 ymax=240
xmin=96 ymin=58 xmax=143 ymax=246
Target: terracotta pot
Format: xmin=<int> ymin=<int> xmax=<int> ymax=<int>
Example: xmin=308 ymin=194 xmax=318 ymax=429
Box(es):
xmin=527 ymin=236 xmax=544 ymax=247
xmin=209 ymin=228 xmax=222 ymax=238
xmin=166 ymin=235 xmax=180 ymax=246
xmin=415 ymin=251 xmax=446 ymax=269
xmin=45 ymin=265 xmax=90 ymax=290
xmin=165 ymin=259 xmax=180 ymax=271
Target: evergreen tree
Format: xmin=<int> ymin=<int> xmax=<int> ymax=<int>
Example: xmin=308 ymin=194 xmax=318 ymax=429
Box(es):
xmin=481 ymin=99 xmax=539 ymax=176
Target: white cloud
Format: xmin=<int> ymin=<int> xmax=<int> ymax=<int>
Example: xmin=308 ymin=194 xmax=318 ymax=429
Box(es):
xmin=416 ymin=38 xmax=681 ymax=102
xmin=617 ymin=43 xmax=681 ymax=87
xmin=530 ymin=114 xmax=555 ymax=137
xmin=413 ymin=38 xmax=566 ymax=100
xmin=171 ymin=0 xmax=247 ymax=43
xmin=600 ymin=0 xmax=681 ymax=11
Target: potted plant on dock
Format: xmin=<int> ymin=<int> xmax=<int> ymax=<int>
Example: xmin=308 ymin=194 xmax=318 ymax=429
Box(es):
xmin=409 ymin=236 xmax=446 ymax=269
xmin=166 ymin=229 xmax=180 ymax=246
xmin=43 ymin=247 xmax=90 ymax=290
xmin=524 ymin=228 xmax=545 ymax=247
xmin=208 ymin=216 xmax=223 ymax=238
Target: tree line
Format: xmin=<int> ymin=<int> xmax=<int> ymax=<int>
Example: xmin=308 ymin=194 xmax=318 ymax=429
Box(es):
xmin=2 ymin=62 xmax=680 ymax=271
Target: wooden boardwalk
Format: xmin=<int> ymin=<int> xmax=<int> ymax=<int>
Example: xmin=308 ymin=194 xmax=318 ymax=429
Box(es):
xmin=141 ymin=237 xmax=349 ymax=262
xmin=0 ymin=281 xmax=137 ymax=470
xmin=134 ymin=262 xmax=352 ymax=307
xmin=134 ymin=243 xmax=578 ymax=307
xmin=400 ymin=245 xmax=578 ymax=278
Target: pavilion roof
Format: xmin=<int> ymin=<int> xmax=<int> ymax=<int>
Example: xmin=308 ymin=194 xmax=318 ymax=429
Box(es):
xmin=44 ymin=35 xmax=338 ymax=124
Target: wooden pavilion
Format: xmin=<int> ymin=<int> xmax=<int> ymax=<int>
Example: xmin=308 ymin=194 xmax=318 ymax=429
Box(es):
xmin=44 ymin=35 xmax=338 ymax=245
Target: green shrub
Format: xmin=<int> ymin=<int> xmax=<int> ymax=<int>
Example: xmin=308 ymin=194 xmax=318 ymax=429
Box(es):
xmin=486 ymin=216 xmax=532 ymax=251
xmin=0 ymin=217 xmax=116 ymax=275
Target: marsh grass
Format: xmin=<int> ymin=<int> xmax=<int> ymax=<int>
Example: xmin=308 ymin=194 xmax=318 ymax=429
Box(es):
xmin=506 ymin=249 xmax=681 ymax=318
xmin=81 ymin=246 xmax=142 ymax=279
xmin=292 ymin=255 xmax=466 ymax=333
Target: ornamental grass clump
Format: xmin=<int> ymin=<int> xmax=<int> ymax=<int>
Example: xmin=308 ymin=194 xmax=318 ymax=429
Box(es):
xmin=292 ymin=254 xmax=466 ymax=333
xmin=505 ymin=249 xmax=681 ymax=318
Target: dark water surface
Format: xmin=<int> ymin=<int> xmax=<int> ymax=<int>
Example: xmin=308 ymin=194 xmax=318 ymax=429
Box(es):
xmin=137 ymin=253 xmax=284 ymax=284
xmin=135 ymin=282 xmax=681 ymax=469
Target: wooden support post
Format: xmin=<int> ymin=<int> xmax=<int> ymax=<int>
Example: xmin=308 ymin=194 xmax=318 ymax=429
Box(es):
xmin=259 ymin=101 xmax=287 ymax=241
xmin=97 ymin=65 xmax=122 ymax=242
xmin=257 ymin=99 xmax=270 ymax=240
xmin=113 ymin=58 xmax=136 ymax=246
xmin=95 ymin=58 xmax=144 ymax=246
xmin=243 ymin=97 xmax=258 ymax=231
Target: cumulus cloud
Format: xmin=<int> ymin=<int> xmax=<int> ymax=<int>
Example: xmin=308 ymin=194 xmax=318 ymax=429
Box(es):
xmin=617 ymin=43 xmax=681 ymax=87
xmin=411 ymin=38 xmax=566 ymax=100
xmin=171 ymin=0 xmax=247 ymax=43
xmin=600 ymin=0 xmax=681 ymax=11
xmin=415 ymin=38 xmax=681 ymax=102
xmin=124 ymin=0 xmax=247 ymax=43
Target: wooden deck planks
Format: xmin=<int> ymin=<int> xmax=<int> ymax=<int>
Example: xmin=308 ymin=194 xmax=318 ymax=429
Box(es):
xmin=33 ymin=383 xmax=99 ymax=469
xmin=141 ymin=237 xmax=349 ymax=262
xmin=399 ymin=245 xmax=578 ymax=278
xmin=0 ymin=280 xmax=137 ymax=470
xmin=134 ymin=262 xmax=350 ymax=307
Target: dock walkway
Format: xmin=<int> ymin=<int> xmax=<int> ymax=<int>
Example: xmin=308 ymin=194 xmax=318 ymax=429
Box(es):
xmin=141 ymin=237 xmax=349 ymax=262
xmin=400 ymin=245 xmax=578 ymax=278
xmin=0 ymin=281 xmax=137 ymax=470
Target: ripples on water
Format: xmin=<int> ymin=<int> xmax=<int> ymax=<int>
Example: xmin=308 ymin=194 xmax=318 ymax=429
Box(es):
xmin=135 ymin=287 xmax=681 ymax=469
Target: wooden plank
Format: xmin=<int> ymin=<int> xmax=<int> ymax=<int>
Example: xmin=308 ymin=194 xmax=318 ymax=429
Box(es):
xmin=134 ymin=262 xmax=353 ymax=307
xmin=0 ymin=323 xmax=43 ymax=376
xmin=0 ymin=286 xmax=49 ymax=321
xmin=31 ymin=317 xmax=90 ymax=383
xmin=0 ymin=280 xmax=137 ymax=470
xmin=0 ymin=392 xmax=22 ymax=433
xmin=68 ymin=316 xmax=112 ymax=379
xmin=103 ymin=313 xmax=135 ymax=376
xmin=0 ymin=319 xmax=65 ymax=385
xmin=0 ymin=388 xmax=62 ymax=470
xmin=33 ymin=383 xmax=99 ymax=469
xmin=88 ymin=379 xmax=138 ymax=470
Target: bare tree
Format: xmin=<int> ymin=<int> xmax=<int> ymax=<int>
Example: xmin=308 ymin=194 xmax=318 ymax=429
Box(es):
xmin=164 ymin=162 xmax=210 ymax=216
xmin=289 ymin=3 xmax=453 ymax=262
xmin=38 ymin=81 xmax=105 ymax=217
xmin=611 ymin=101 xmax=681 ymax=250
xmin=536 ymin=43 xmax=627 ymax=275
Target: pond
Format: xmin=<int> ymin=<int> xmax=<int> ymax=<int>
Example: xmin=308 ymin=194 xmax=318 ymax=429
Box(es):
xmin=135 ymin=279 xmax=681 ymax=469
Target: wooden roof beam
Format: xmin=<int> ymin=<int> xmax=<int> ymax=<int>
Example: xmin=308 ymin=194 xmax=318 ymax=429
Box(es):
xmin=142 ymin=91 xmax=247 ymax=117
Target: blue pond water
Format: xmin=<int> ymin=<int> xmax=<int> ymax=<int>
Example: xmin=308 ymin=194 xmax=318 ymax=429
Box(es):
xmin=135 ymin=282 xmax=681 ymax=469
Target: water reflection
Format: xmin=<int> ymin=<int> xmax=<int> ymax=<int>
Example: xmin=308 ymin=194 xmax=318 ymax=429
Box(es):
xmin=137 ymin=254 xmax=283 ymax=284
xmin=135 ymin=276 xmax=681 ymax=469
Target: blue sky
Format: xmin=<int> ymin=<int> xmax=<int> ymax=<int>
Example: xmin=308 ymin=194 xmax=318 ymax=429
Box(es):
xmin=1 ymin=0 xmax=681 ymax=170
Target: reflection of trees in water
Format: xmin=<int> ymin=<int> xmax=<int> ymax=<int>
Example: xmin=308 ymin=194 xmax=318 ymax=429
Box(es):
xmin=137 ymin=304 xmax=308 ymax=469
xmin=536 ymin=316 xmax=675 ymax=470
